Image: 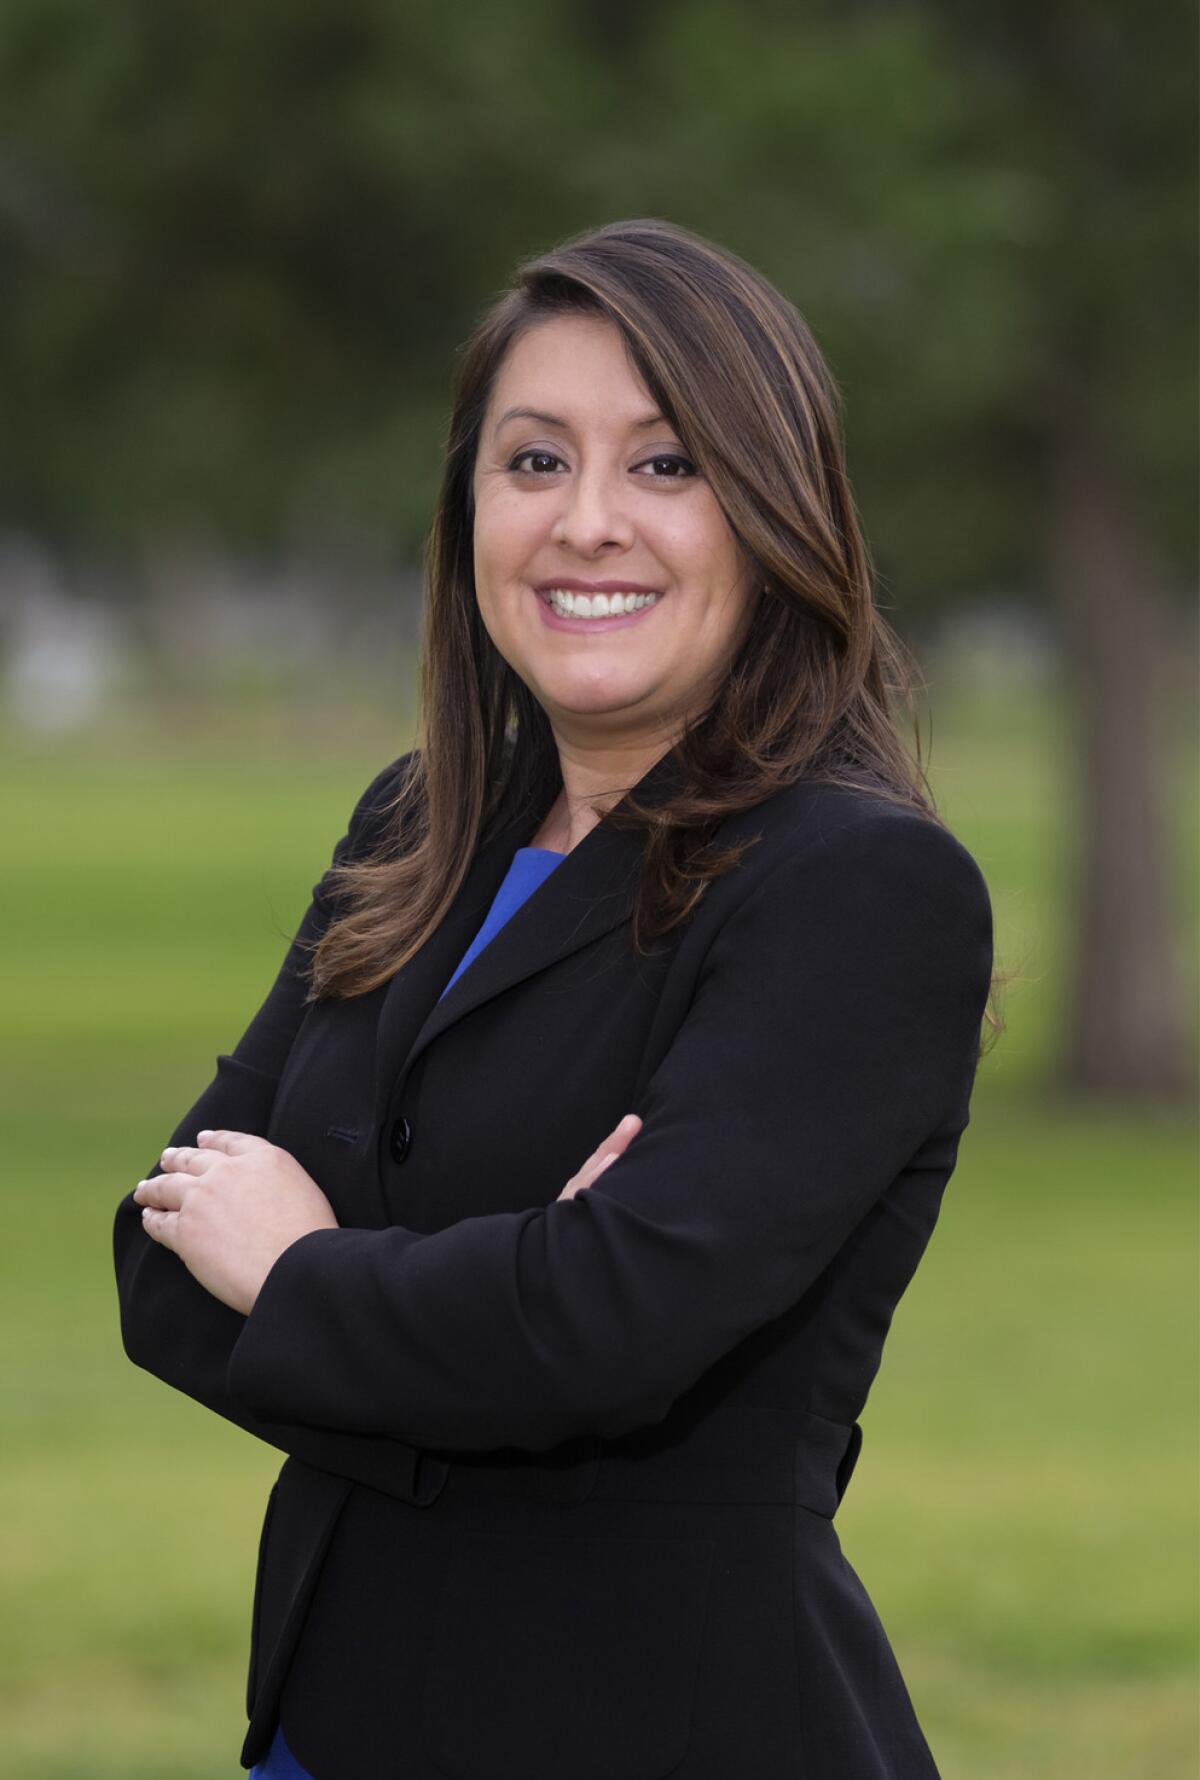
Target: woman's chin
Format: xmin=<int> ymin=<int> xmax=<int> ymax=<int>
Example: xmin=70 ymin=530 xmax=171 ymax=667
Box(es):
xmin=542 ymin=681 xmax=660 ymax=727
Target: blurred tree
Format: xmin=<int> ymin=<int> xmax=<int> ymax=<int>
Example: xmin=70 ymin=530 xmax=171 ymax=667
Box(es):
xmin=0 ymin=0 xmax=597 ymax=553
xmin=562 ymin=0 xmax=1199 ymax=1101
xmin=0 ymin=0 xmax=1193 ymax=1095
xmin=983 ymin=0 xmax=1197 ymax=1103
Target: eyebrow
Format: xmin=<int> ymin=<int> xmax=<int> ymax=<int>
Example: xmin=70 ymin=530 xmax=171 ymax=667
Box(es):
xmin=493 ymin=406 xmax=669 ymax=436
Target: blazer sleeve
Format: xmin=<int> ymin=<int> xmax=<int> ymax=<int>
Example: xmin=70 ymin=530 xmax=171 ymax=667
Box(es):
xmin=113 ymin=750 xmax=416 ymax=1476
xmin=225 ymin=809 xmax=995 ymax=1454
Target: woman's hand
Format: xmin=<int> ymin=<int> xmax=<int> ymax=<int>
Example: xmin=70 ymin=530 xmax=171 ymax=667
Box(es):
xmin=558 ymin=1114 xmax=643 ymax=1201
xmin=132 ymin=1130 xmax=339 ymax=1316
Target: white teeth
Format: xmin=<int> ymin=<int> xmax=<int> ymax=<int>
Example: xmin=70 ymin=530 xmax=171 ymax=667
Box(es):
xmin=545 ymin=589 xmax=659 ymax=619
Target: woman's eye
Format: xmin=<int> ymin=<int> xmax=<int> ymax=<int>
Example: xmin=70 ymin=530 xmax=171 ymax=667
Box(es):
xmin=509 ymin=450 xmax=565 ymax=475
xmin=635 ymin=454 xmax=698 ymax=479
xmin=507 ymin=450 xmax=697 ymax=479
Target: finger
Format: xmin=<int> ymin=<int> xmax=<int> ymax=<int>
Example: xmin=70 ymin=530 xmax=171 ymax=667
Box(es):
xmin=574 ymin=1142 xmax=626 ymax=1192
xmin=134 ymin=1174 xmax=186 ymax=1211
xmin=141 ymin=1206 xmax=181 ymax=1251
xmin=584 ymin=1114 xmax=642 ymax=1171
xmin=565 ymin=1152 xmax=620 ymax=1200
xmin=606 ymin=1114 xmax=642 ymax=1144
xmin=559 ymin=1115 xmax=643 ymax=1203
xmin=159 ymin=1145 xmax=212 ymax=1175
xmin=579 ymin=1142 xmax=621 ymax=1180
xmin=195 ymin=1129 xmax=259 ymax=1155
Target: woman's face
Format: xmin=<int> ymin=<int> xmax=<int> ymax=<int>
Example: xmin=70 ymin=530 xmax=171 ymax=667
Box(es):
xmin=471 ymin=313 xmax=760 ymax=754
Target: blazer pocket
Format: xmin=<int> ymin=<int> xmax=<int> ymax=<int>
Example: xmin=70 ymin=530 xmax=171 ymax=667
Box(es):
xmin=419 ymin=1527 xmax=716 ymax=1780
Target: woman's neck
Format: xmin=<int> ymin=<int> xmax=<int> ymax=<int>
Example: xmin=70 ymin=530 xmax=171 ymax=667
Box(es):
xmin=529 ymin=733 xmax=677 ymax=854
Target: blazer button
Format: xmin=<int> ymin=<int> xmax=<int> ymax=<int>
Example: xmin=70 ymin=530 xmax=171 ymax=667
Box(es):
xmin=389 ymin=1115 xmax=412 ymax=1164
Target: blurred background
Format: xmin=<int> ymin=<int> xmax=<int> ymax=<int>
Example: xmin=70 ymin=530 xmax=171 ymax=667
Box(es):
xmin=1 ymin=2 xmax=1196 ymax=1775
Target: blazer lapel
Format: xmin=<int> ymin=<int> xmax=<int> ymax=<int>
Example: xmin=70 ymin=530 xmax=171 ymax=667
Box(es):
xmin=372 ymin=747 xmax=683 ymax=1109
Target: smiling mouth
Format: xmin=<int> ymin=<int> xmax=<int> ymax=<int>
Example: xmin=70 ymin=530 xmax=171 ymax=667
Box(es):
xmin=540 ymin=588 xmax=662 ymax=619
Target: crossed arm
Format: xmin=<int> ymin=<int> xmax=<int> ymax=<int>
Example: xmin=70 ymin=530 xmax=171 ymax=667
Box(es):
xmin=112 ymin=755 xmax=641 ymax=1486
xmin=130 ymin=1112 xmax=642 ymax=1314
xmin=114 ymin=770 xmax=993 ymax=1460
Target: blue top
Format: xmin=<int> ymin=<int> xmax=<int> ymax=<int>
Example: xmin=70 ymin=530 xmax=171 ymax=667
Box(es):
xmin=437 ymin=845 xmax=566 ymax=1001
xmin=249 ymin=841 xmax=566 ymax=1780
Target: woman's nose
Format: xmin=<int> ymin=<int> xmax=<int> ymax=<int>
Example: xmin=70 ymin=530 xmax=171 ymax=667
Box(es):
xmin=550 ymin=466 xmax=636 ymax=556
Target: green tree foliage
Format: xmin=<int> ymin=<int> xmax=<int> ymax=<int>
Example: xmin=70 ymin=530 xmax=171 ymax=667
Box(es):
xmin=1 ymin=0 xmax=612 ymax=552
xmin=1 ymin=0 xmax=1193 ymax=609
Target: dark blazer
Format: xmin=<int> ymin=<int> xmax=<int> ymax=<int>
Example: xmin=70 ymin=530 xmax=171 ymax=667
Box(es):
xmin=114 ymin=745 xmax=993 ymax=1779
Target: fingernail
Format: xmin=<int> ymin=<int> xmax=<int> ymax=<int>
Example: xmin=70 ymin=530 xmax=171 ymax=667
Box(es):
xmin=197 ymin=1130 xmax=213 ymax=1142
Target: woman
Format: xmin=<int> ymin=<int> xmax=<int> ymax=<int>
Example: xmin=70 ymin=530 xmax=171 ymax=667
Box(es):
xmin=115 ymin=216 xmax=999 ymax=1779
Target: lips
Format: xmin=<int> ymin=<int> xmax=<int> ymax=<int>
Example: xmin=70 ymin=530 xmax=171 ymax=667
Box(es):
xmin=534 ymin=585 xmax=663 ymax=632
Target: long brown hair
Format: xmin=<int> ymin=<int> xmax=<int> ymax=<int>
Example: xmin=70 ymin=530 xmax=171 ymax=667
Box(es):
xmin=306 ymin=217 xmax=1004 ymax=1047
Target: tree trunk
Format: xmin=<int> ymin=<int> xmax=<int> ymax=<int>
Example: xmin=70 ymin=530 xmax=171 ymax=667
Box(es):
xmin=1048 ymin=418 xmax=1193 ymax=1102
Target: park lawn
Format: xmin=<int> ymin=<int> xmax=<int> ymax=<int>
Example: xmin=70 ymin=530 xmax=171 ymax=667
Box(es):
xmin=0 ymin=698 xmax=1195 ymax=1778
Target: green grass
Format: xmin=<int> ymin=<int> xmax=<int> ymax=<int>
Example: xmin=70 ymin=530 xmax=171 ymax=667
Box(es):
xmin=1 ymin=688 xmax=1195 ymax=1777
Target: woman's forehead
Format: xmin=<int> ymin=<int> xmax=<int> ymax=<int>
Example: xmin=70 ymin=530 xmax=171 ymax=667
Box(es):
xmin=485 ymin=316 xmax=662 ymax=435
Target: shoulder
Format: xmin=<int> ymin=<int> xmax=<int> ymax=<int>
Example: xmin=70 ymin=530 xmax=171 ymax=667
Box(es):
xmin=687 ymin=783 xmax=993 ymax=1032
xmin=716 ymin=777 xmax=992 ymax=941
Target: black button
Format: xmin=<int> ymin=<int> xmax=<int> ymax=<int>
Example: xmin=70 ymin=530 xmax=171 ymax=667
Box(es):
xmin=389 ymin=1115 xmax=412 ymax=1164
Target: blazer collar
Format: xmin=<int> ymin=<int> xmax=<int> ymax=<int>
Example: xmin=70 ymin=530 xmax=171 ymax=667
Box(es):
xmin=372 ymin=746 xmax=685 ymax=1109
